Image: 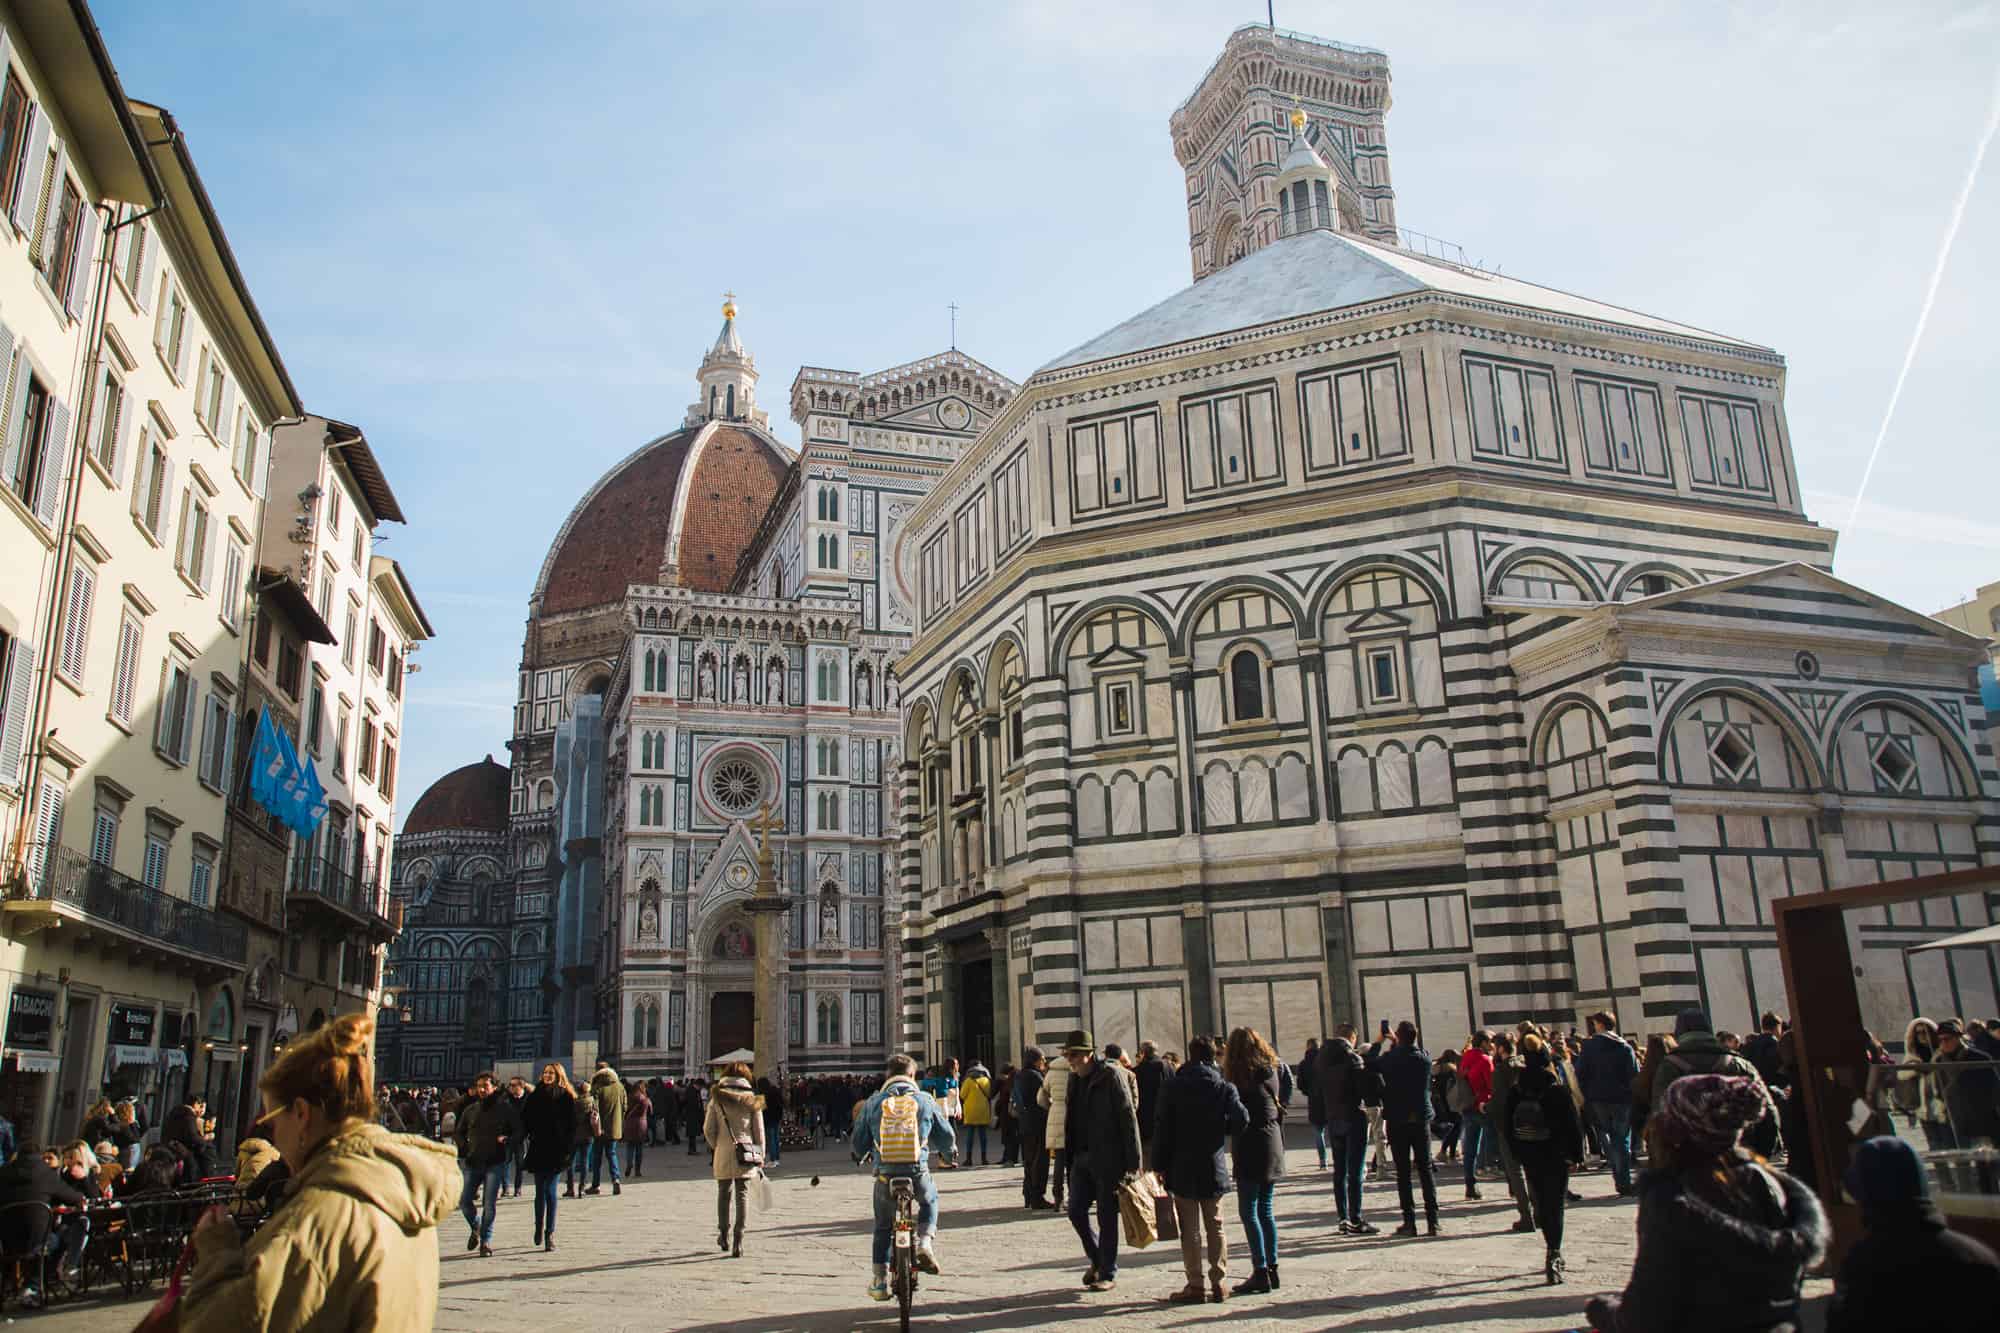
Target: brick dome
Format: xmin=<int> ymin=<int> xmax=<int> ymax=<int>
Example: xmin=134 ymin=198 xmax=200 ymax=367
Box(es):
xmin=403 ymin=756 xmax=510 ymax=836
xmin=534 ymin=423 xmax=791 ymax=615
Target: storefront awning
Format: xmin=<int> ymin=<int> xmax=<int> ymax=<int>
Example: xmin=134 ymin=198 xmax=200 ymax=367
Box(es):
xmin=6 ymin=1050 xmax=58 ymax=1073
xmin=112 ymin=1044 xmax=157 ymax=1067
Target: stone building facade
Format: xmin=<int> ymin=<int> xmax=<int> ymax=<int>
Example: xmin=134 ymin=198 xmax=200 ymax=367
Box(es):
xmin=892 ymin=26 xmax=2000 ymax=1066
xmin=389 ymin=304 xmax=1016 ymax=1081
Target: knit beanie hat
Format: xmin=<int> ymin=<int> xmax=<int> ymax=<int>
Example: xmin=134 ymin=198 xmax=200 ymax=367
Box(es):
xmin=1657 ymin=1073 xmax=1765 ymax=1154
xmin=1844 ymin=1136 xmax=1928 ymax=1211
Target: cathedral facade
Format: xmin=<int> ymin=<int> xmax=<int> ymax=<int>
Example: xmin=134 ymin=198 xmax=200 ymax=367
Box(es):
xmin=387 ymin=302 xmax=1015 ymax=1082
xmin=892 ymin=24 xmax=2000 ymax=1067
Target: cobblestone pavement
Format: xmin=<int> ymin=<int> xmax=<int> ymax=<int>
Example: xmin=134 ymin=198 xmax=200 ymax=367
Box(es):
xmin=23 ymin=1128 xmax=1832 ymax=1331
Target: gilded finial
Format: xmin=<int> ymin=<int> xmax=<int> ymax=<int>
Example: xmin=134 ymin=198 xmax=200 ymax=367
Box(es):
xmin=722 ymin=290 xmax=738 ymax=320
xmin=1289 ymin=104 xmax=1307 ymax=133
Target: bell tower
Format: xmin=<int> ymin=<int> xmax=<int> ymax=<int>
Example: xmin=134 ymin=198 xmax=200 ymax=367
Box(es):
xmin=1170 ymin=25 xmax=1398 ymax=280
xmin=686 ymin=293 xmax=769 ymax=430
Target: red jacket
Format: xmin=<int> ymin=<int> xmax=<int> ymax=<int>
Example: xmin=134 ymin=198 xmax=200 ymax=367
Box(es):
xmin=1460 ymin=1047 xmax=1495 ymax=1111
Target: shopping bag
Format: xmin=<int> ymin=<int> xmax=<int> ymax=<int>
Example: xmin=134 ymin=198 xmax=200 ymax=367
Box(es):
xmin=1117 ymin=1175 xmax=1158 ymax=1249
xmin=1149 ymin=1173 xmax=1179 ymax=1242
xmin=751 ymin=1170 xmax=776 ymax=1212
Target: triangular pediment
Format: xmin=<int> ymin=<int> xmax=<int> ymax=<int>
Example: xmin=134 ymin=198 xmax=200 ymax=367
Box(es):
xmin=692 ymin=820 xmax=772 ymax=913
xmin=1619 ymin=562 xmax=1980 ymax=647
xmin=1088 ymin=643 xmax=1148 ymax=669
xmin=1343 ymin=607 xmax=1413 ymax=635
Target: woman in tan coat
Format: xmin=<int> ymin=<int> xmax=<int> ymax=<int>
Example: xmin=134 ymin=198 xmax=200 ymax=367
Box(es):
xmin=703 ymin=1061 xmax=766 ymax=1259
xmin=182 ymin=1014 xmax=458 ymax=1330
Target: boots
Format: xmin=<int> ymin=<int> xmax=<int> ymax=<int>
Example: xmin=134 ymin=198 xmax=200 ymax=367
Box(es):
xmin=731 ymin=1228 xmax=743 ymax=1259
xmin=1267 ymin=1263 xmax=1280 ymax=1290
xmin=1209 ymin=1280 xmax=1227 ymax=1303
xmin=1546 ymin=1248 xmax=1565 ymax=1285
xmin=717 ymin=1226 xmax=729 ymax=1253
xmin=1231 ymin=1267 xmax=1273 ymax=1296
xmin=1168 ymin=1282 xmax=1206 ymax=1304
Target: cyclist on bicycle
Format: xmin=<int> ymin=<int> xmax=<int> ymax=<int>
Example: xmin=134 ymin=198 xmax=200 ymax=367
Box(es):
xmin=852 ymin=1054 xmax=956 ymax=1301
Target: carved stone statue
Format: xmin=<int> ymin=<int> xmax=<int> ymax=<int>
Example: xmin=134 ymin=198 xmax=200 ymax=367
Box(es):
xmin=698 ymin=655 xmax=717 ymax=700
xmin=733 ymin=657 xmax=750 ymax=702
xmin=765 ymin=661 xmax=784 ymax=704
xmin=639 ymin=904 xmax=659 ymax=940
xmin=819 ymin=895 xmax=840 ymax=944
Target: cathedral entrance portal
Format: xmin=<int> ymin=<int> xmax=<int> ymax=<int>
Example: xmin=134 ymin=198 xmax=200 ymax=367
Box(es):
xmin=958 ymin=957 xmax=994 ymax=1069
xmin=710 ymin=992 xmax=754 ymax=1060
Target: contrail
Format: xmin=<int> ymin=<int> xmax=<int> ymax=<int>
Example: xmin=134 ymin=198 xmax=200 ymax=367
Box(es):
xmin=1847 ymin=66 xmax=2000 ymax=533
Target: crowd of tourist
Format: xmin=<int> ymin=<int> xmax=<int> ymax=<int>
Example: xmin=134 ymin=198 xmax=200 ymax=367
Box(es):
xmin=1 ymin=1005 xmax=1996 ymax=1325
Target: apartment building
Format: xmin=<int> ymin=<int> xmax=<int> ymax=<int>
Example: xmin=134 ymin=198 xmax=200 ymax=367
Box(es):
xmin=0 ymin=2 xmax=301 ymax=1142
xmin=260 ymin=415 xmax=429 ymax=1045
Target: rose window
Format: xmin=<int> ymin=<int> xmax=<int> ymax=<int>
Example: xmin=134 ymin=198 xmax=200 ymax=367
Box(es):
xmin=709 ymin=760 xmax=763 ymax=815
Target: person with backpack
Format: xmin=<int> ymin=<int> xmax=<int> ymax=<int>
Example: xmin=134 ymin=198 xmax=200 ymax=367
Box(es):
xmin=1503 ymin=1033 xmax=1585 ymax=1284
xmin=1454 ymin=1031 xmax=1495 ymax=1199
xmin=1150 ymin=1034 xmax=1248 ymax=1304
xmin=1489 ymin=1032 xmax=1538 ymax=1235
xmin=1577 ymin=1011 xmax=1641 ymax=1195
xmin=1430 ymin=1050 xmax=1463 ymax=1162
xmin=853 ymin=1053 xmax=957 ymax=1301
xmin=1319 ymin=1023 xmax=1377 ymax=1235
xmin=1651 ymin=1009 xmax=1778 ymax=1153
xmin=567 ymin=1073 xmax=600 ymax=1196
xmin=586 ymin=1062 xmax=626 ymax=1195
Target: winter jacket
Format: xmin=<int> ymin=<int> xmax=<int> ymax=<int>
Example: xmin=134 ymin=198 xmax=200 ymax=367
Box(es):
xmin=1649 ymin=1030 xmax=1775 ymax=1120
xmin=1150 ymin=1060 xmax=1248 ymax=1200
xmin=1501 ymin=1064 xmax=1586 ymax=1171
xmin=1038 ymin=1061 xmax=1072 ymax=1150
xmin=182 ymin=1124 xmax=457 ymax=1332
xmin=1577 ymin=1031 xmax=1640 ymax=1104
xmin=163 ymin=1103 xmax=213 ymax=1176
xmin=1064 ymin=1057 xmax=1142 ymax=1177
xmin=0 ymin=1158 xmax=87 ymax=1253
xmin=521 ymin=1084 xmax=578 ymax=1174
xmin=1825 ymin=1200 xmax=2000 ymax=1333
xmin=1459 ymin=1047 xmax=1495 ymax=1112
xmin=590 ymin=1069 xmax=627 ymax=1141
xmin=1740 ymin=1032 xmax=1781 ymax=1085
xmin=233 ymin=1137 xmax=281 ymax=1204
xmin=625 ymin=1091 xmax=651 ymax=1143
xmin=1229 ymin=1064 xmax=1288 ymax=1186
xmin=1377 ymin=1042 xmax=1434 ymax=1126
xmin=1012 ymin=1066 xmax=1048 ymax=1142
xmin=1317 ymin=1038 xmax=1368 ymax=1126
xmin=1586 ymin=1158 xmax=1828 ymax=1333
xmin=853 ymin=1076 xmax=956 ymax=1169
xmin=703 ymin=1077 xmax=766 ymax=1181
xmin=455 ymin=1088 xmax=523 ymax=1170
xmin=1935 ymin=1044 xmax=2000 ymax=1142
xmin=680 ymin=1084 xmax=706 ymax=1133
xmin=1134 ymin=1053 xmax=1168 ymax=1138
xmin=960 ymin=1069 xmax=995 ymax=1127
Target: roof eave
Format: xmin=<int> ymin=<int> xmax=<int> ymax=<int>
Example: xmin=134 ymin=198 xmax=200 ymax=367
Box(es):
xmin=254 ymin=567 xmax=336 ymax=645
xmin=370 ymin=555 xmax=435 ymax=639
xmin=329 ymin=436 xmax=406 ymax=526
xmin=11 ymin=2 xmax=161 ymax=203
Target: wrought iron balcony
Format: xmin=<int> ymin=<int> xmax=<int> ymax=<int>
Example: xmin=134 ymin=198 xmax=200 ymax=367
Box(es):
xmin=6 ymin=842 xmax=247 ymax=974
xmin=287 ymin=854 xmax=398 ymax=938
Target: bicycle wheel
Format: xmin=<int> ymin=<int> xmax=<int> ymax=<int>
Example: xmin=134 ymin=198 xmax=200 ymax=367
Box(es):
xmin=894 ymin=1246 xmax=913 ymax=1332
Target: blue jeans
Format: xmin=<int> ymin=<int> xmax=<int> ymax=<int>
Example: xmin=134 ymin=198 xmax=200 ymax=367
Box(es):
xmin=1311 ymin=1122 xmax=1328 ymax=1168
xmin=964 ymin=1124 xmax=990 ymax=1161
xmin=764 ymin=1110 xmax=782 ymax=1164
xmin=459 ymin=1161 xmax=506 ymax=1243
xmin=870 ymin=1169 xmax=938 ymax=1265
xmin=1236 ymin=1181 xmax=1277 ymax=1269
xmin=1590 ymin=1102 xmax=1634 ymax=1192
xmin=532 ymin=1168 xmax=560 ymax=1239
xmin=568 ymin=1142 xmax=590 ymax=1186
xmin=1460 ymin=1110 xmax=1491 ymax=1189
xmin=590 ymin=1137 xmax=621 ymax=1187
xmin=1066 ymin=1157 xmax=1122 ymax=1279
xmin=1329 ymin=1119 xmax=1367 ymax=1222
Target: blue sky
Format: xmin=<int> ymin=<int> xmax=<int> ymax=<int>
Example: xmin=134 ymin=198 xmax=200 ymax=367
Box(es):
xmin=94 ymin=1 xmax=1999 ymax=823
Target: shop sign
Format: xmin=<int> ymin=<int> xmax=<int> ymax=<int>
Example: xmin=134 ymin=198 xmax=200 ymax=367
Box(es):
xmin=112 ymin=1045 xmax=157 ymax=1067
xmin=109 ymin=1003 xmax=156 ymax=1048
xmin=5 ymin=987 xmax=56 ymax=1050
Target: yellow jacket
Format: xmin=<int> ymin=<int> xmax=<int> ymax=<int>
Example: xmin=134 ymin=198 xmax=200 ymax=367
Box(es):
xmin=961 ymin=1073 xmax=994 ymax=1127
xmin=183 ymin=1123 xmax=457 ymax=1331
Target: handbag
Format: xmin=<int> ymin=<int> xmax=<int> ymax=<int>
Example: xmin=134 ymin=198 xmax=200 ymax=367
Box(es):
xmin=130 ymin=1239 xmax=196 ymax=1332
xmin=1148 ymin=1172 xmax=1178 ymax=1242
xmin=1116 ymin=1175 xmax=1158 ymax=1249
xmin=733 ymin=1134 xmax=765 ymax=1169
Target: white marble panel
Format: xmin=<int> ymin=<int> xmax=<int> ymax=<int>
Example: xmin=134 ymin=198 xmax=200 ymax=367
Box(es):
xmin=1092 ymin=988 xmax=1139 ymax=1054
xmin=1276 ymin=753 xmax=1311 ymax=819
xmin=1362 ymin=972 xmax=1413 ymax=1042
xmin=1274 ymin=664 xmax=1304 ymax=724
xmin=1431 ymin=894 xmax=1469 ymax=950
xmin=1212 ymin=911 xmax=1249 ymax=964
xmin=1337 ymin=750 xmax=1374 ymax=814
xmin=1753 ymin=858 xmax=1789 ymax=920
xmin=1110 ymin=773 xmax=1143 ymax=835
xmin=1747 ymin=948 xmax=1786 ymax=1030
xmin=1204 ymin=764 xmax=1236 ymax=826
xmin=1116 ymin=916 xmax=1150 ymax=968
xmin=1594 ymin=850 xmax=1630 ymax=921
xmin=1679 ymin=857 xmax=1717 ymax=924
xmin=1411 ymin=644 xmax=1443 ymax=709
xmin=1351 ymin=900 xmax=1391 ymax=955
xmin=1416 ymin=971 xmax=1472 ymax=1051
xmin=1389 ymin=896 xmax=1429 ymax=951
xmin=1239 ymin=760 xmax=1273 ymax=823
xmin=1246 ymin=908 xmax=1285 ymax=960
xmin=1283 ymin=905 xmax=1319 ymax=958
xmin=1145 ymin=681 xmax=1172 ymax=737
xmin=1151 ymin=916 xmax=1184 ymax=968
xmin=1699 ymin=948 xmax=1751 ymax=1035
xmin=1078 ymin=777 xmax=1107 ymax=838
xmin=1223 ymin=980 xmax=1272 ymax=1041
xmin=1717 ymin=856 xmax=1757 ymax=925
xmin=1083 ymin=918 xmax=1117 ymax=972
xmin=1138 ymin=987 xmax=1186 ymax=1049
xmin=1195 ymin=677 xmax=1224 ymax=731
xmin=1144 ymin=768 xmax=1177 ymax=833
xmin=1559 ymin=855 xmax=1600 ymax=927
xmin=1326 ymin=649 xmax=1358 ymax=716
xmin=1073 ymin=692 xmax=1099 ymax=748
xmin=1572 ymin=936 xmax=1608 ymax=995
xmin=1272 ymin=977 xmax=1322 ymax=1053
xmin=1377 ymin=747 xmax=1413 ymax=810
xmin=1415 ymin=743 xmax=1452 ymax=806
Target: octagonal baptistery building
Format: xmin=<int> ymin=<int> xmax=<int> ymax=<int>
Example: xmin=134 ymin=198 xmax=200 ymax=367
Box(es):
xmin=892 ymin=23 xmax=2000 ymax=1069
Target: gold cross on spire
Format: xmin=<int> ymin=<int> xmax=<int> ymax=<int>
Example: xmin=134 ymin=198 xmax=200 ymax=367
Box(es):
xmin=722 ymin=290 xmax=738 ymax=319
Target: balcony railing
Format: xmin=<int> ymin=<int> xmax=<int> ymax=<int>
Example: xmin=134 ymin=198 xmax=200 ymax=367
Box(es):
xmin=12 ymin=842 xmax=247 ymax=965
xmin=288 ymin=855 xmax=394 ymax=928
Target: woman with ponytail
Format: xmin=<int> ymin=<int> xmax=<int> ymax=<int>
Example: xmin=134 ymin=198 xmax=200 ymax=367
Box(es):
xmin=181 ymin=1013 xmax=458 ymax=1330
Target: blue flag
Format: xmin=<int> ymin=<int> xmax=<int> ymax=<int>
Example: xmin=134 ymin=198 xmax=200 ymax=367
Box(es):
xmin=247 ymin=706 xmax=326 ymax=838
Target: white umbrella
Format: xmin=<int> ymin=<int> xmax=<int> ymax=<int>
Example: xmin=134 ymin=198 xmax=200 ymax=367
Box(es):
xmin=1908 ymin=922 xmax=2000 ymax=953
xmin=707 ymin=1048 xmax=756 ymax=1065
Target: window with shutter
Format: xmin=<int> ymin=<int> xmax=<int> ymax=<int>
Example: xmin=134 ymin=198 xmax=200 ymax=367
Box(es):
xmin=0 ymin=74 xmax=29 ymax=220
xmin=27 ymin=777 xmax=62 ymax=882
xmin=94 ymin=370 xmax=123 ymax=473
xmin=141 ymin=834 xmax=168 ymax=890
xmin=8 ymin=107 xmax=47 ymax=238
xmin=190 ymin=853 xmax=213 ymax=908
xmin=198 ymin=693 xmax=224 ymax=790
xmin=90 ymin=807 xmax=117 ymax=866
xmin=109 ymin=612 xmax=141 ymax=725
xmin=156 ymin=661 xmax=193 ymax=764
xmin=220 ymin=542 xmax=243 ymax=630
xmin=57 ymin=560 xmax=94 ymax=683
xmin=0 ymin=631 xmax=32 ymax=788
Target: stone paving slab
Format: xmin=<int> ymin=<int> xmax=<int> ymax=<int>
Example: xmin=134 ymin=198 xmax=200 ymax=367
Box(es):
xmin=18 ymin=1129 xmax=1831 ymax=1331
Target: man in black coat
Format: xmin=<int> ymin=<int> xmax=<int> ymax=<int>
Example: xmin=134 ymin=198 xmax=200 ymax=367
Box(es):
xmin=1576 ymin=1011 xmax=1641 ymax=1196
xmin=1061 ymin=1031 xmax=1142 ymax=1293
xmin=1133 ymin=1041 xmax=1167 ymax=1169
xmin=1933 ymin=1020 xmax=2000 ymax=1143
xmin=161 ymin=1094 xmax=213 ymax=1180
xmin=1827 ymin=1135 xmax=2000 ymax=1332
xmin=455 ymin=1071 xmax=522 ymax=1256
xmin=1150 ymin=1035 xmax=1248 ymax=1303
xmin=681 ymin=1080 xmax=705 ymax=1154
xmin=1376 ymin=1020 xmax=1442 ymax=1237
xmin=0 ymin=1145 xmax=88 ymax=1282
xmin=1320 ymin=1023 xmax=1379 ymax=1234
xmin=1013 ymin=1048 xmax=1052 ymax=1209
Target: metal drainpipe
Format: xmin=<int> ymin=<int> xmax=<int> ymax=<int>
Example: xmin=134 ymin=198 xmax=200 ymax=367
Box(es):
xmin=7 ymin=199 xmax=143 ymax=877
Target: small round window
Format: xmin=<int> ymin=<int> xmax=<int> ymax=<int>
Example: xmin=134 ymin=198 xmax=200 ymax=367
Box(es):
xmin=708 ymin=760 xmax=763 ymax=816
xmin=1794 ymin=651 xmax=1820 ymax=681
